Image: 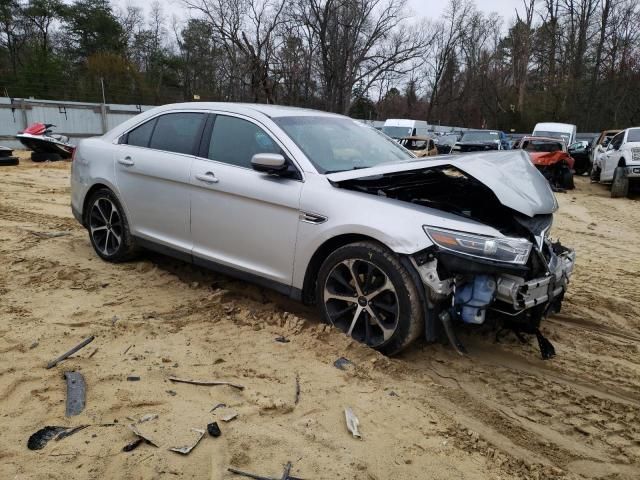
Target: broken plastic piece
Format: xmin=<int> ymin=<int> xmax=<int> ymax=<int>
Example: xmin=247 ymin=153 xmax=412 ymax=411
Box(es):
xmin=228 ymin=461 xmax=304 ymax=480
xmin=210 ymin=403 xmax=226 ymax=413
xmin=27 ymin=426 xmax=67 ymax=450
xmin=169 ymin=428 xmax=205 ymax=455
xmin=333 ymin=357 xmax=354 ymax=370
xmin=220 ymin=410 xmax=238 ymax=422
xmin=54 ymin=425 xmax=88 ymax=441
xmin=275 ymin=336 xmax=290 ymax=343
xmin=168 ymin=376 xmax=244 ymax=390
xmin=64 ymin=371 xmax=86 ymax=416
xmin=439 ymin=310 xmax=467 ymax=355
xmin=536 ymin=329 xmax=556 ymax=360
xmin=46 ymin=335 xmax=95 ymax=369
xmin=122 ymin=437 xmax=145 ymax=452
xmin=344 ymin=407 xmax=361 ymax=439
xmin=207 ymin=422 xmax=221 ymax=437
xmin=126 ymin=376 xmax=140 ymax=381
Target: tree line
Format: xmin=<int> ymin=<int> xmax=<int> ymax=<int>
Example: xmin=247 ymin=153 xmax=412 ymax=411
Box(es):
xmin=0 ymin=0 xmax=639 ymax=132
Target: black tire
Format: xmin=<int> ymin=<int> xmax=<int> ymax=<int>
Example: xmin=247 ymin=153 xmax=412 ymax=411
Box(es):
xmin=316 ymin=241 xmax=423 ymax=355
xmin=0 ymin=156 xmax=19 ymax=166
xmin=611 ymin=166 xmax=629 ymax=198
xmin=85 ymin=188 xmax=137 ymax=262
xmin=574 ymin=160 xmax=590 ymax=176
xmin=560 ymin=167 xmax=574 ymax=190
xmin=31 ymin=152 xmax=62 ymax=162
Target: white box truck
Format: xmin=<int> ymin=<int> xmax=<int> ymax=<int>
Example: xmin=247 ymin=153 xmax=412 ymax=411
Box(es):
xmin=532 ymin=122 xmax=577 ymax=146
xmin=382 ymin=119 xmax=430 ymax=139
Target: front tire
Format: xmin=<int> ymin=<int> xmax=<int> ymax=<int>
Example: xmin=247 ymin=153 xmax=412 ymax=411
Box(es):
xmin=85 ymin=189 xmax=137 ymax=262
xmin=316 ymin=241 xmax=423 ymax=355
xmin=611 ymin=166 xmax=629 ymax=198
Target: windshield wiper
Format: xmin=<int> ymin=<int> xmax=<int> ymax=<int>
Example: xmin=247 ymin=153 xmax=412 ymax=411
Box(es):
xmin=323 ymin=166 xmax=370 ymax=174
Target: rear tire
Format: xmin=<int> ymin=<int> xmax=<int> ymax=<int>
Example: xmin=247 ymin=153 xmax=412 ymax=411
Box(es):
xmin=316 ymin=241 xmax=423 ymax=355
xmin=611 ymin=166 xmax=629 ymax=198
xmin=0 ymin=156 xmax=19 ymax=166
xmin=560 ymin=167 xmax=574 ymax=190
xmin=31 ymin=152 xmax=62 ymax=162
xmin=85 ymin=189 xmax=137 ymax=262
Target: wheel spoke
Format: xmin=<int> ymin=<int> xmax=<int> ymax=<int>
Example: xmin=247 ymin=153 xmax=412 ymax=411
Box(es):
xmin=332 ymin=303 xmax=357 ymax=318
xmin=95 ymin=201 xmax=109 ymax=223
xmin=365 ymin=277 xmax=394 ymax=301
xmin=324 ymin=291 xmax=358 ymax=303
xmin=366 ymin=305 xmax=394 ymax=341
xmin=332 ymin=268 xmax=356 ymax=293
xmin=343 ymin=259 xmax=363 ymax=296
xmin=90 ymin=225 xmax=107 ymax=234
xmin=362 ymin=262 xmax=374 ymax=294
xmin=370 ymin=300 xmax=397 ymax=316
xmin=102 ymin=230 xmax=111 ymax=255
xmin=110 ymin=230 xmax=121 ymax=248
xmin=347 ymin=305 xmax=364 ymax=336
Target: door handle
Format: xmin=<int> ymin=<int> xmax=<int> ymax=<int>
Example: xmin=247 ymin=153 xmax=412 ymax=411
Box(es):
xmin=195 ymin=172 xmax=219 ymax=184
xmin=118 ymin=156 xmax=134 ymax=166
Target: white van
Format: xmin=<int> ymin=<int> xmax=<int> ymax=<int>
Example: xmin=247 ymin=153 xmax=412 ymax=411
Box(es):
xmin=532 ymin=122 xmax=577 ymax=146
xmin=382 ymin=119 xmax=430 ymax=139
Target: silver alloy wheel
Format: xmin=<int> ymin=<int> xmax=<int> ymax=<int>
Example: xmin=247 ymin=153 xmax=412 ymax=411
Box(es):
xmin=323 ymin=258 xmax=399 ymax=347
xmin=89 ymin=198 xmax=122 ymax=256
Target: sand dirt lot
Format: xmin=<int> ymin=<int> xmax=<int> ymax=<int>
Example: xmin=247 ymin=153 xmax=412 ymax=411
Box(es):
xmin=1 ymin=152 xmax=640 ymax=479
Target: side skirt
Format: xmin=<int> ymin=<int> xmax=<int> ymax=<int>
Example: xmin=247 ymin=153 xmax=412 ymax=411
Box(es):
xmin=132 ymin=236 xmax=295 ymax=298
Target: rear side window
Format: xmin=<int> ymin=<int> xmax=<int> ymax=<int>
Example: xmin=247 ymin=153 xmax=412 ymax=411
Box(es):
xmin=208 ymin=115 xmax=280 ymax=168
xmin=149 ymin=113 xmax=205 ymax=155
xmin=126 ymin=119 xmax=156 ymax=147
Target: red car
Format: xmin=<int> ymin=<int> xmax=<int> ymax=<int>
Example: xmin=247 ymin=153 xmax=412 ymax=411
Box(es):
xmin=513 ymin=136 xmax=574 ymax=190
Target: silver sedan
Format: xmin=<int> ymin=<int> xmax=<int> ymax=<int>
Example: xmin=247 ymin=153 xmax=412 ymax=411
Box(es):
xmin=71 ymin=103 xmax=575 ymax=356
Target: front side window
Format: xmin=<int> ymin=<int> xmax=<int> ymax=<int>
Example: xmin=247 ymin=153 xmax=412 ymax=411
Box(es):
xmin=148 ymin=113 xmax=205 ymax=155
xmin=126 ymin=119 xmax=156 ymax=147
xmin=611 ymin=132 xmax=624 ymax=149
xmin=275 ymin=116 xmax=412 ymax=173
xmin=208 ymin=115 xmax=281 ymax=168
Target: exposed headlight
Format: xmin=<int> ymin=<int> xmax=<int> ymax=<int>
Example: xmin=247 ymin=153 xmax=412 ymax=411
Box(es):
xmin=424 ymin=227 xmax=532 ymax=265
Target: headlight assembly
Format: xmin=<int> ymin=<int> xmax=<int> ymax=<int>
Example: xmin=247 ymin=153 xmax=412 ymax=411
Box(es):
xmin=424 ymin=226 xmax=532 ymax=265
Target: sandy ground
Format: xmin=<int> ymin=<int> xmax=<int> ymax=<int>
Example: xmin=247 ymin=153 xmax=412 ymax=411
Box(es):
xmin=1 ymin=152 xmax=639 ymax=480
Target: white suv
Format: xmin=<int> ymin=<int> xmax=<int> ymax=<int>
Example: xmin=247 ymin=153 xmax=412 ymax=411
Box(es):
xmin=595 ymin=127 xmax=640 ymax=197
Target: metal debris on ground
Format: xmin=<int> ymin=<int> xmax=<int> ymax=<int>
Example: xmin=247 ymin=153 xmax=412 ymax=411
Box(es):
xmin=27 ymin=425 xmax=87 ymax=450
xmin=207 ymin=422 xmax=221 ymax=437
xmin=127 ymin=424 xmax=159 ymax=448
xmin=228 ymin=461 xmax=304 ymax=480
xmin=333 ymin=357 xmax=354 ymax=370
xmin=209 ymin=402 xmax=226 ymax=412
xmin=294 ymin=374 xmax=300 ymax=405
xmin=64 ymin=371 xmax=86 ymax=416
xmin=168 ymin=376 xmax=245 ymax=390
xmin=126 ymin=376 xmax=140 ymax=381
xmin=274 ymin=336 xmax=290 ymax=343
xmin=169 ymin=428 xmax=205 ymax=455
xmin=219 ymin=410 xmax=238 ymax=422
xmin=344 ymin=407 xmax=361 ymax=439
xmin=46 ymin=335 xmax=95 ymax=369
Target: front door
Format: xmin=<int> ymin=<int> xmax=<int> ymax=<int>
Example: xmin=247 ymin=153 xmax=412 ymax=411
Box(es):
xmin=601 ymin=132 xmax=624 ymax=181
xmin=190 ymin=113 xmax=303 ymax=290
xmin=115 ymin=111 xmax=206 ymax=253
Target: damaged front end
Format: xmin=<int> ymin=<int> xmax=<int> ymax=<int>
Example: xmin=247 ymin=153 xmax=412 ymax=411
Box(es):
xmin=330 ymin=153 xmax=575 ymax=358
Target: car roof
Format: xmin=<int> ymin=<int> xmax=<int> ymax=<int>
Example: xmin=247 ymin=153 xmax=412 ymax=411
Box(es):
xmin=521 ymin=136 xmax=565 ymax=143
xmin=154 ymin=102 xmax=344 ymax=119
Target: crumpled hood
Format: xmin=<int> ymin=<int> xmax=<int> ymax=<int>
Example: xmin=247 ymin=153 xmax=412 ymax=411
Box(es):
xmin=326 ymin=151 xmax=558 ymax=217
xmin=528 ymin=151 xmax=575 ymax=169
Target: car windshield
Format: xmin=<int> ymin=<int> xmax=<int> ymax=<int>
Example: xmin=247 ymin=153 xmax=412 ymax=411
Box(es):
xmin=533 ymin=130 xmax=571 ymax=144
xmin=382 ymin=126 xmax=413 ymax=138
xmin=274 ymin=116 xmax=413 ymax=173
xmin=627 ymin=129 xmax=640 ymax=142
xmin=461 ymin=131 xmax=500 ymax=142
xmin=523 ymin=140 xmax=564 ymax=152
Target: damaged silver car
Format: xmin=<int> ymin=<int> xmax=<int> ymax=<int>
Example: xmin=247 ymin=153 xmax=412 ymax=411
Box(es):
xmin=70 ymin=103 xmax=575 ymax=358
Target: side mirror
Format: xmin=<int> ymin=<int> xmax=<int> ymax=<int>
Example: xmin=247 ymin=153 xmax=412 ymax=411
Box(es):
xmin=251 ymin=153 xmax=287 ymax=174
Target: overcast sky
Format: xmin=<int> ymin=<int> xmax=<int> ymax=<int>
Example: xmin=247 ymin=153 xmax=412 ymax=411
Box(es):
xmin=122 ymin=0 xmax=524 ymax=27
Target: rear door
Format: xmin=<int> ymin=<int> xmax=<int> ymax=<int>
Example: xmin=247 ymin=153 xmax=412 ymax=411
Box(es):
xmin=115 ymin=111 xmax=206 ymax=253
xmin=190 ymin=113 xmax=303 ymax=290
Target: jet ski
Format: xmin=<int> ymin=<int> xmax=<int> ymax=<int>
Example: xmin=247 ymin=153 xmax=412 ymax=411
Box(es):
xmin=16 ymin=123 xmax=75 ymax=161
xmin=0 ymin=145 xmax=19 ymax=166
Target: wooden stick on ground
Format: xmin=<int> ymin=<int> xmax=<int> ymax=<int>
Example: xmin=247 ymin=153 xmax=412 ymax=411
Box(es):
xmin=46 ymin=336 xmax=95 ymax=369
xmin=168 ymin=376 xmax=244 ymax=391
